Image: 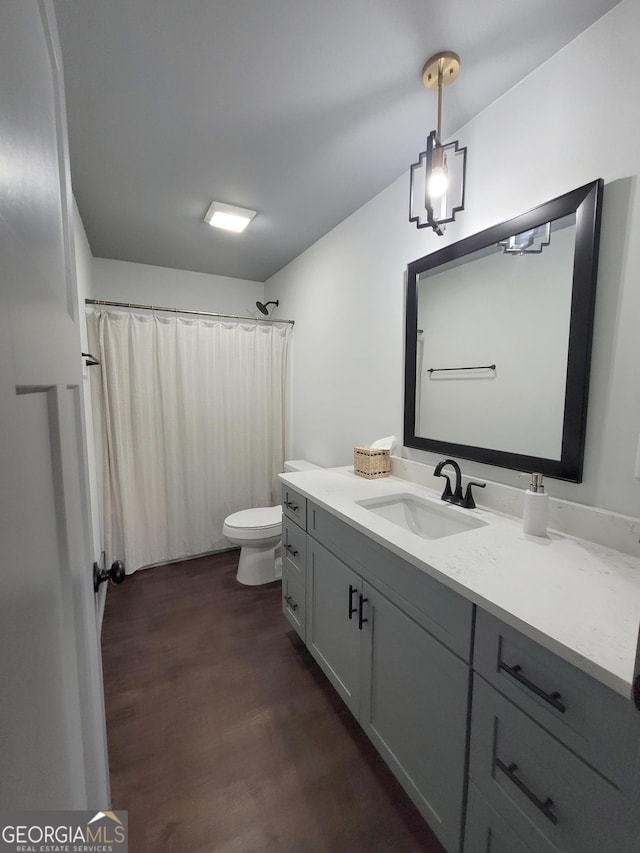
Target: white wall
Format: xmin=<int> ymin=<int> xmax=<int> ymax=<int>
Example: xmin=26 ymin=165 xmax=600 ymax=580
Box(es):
xmin=73 ymin=198 xmax=102 ymax=564
xmin=92 ymin=257 xmax=264 ymax=317
xmin=266 ymin=0 xmax=640 ymax=517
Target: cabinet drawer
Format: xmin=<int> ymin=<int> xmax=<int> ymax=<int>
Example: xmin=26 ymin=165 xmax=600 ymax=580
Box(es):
xmin=308 ymin=502 xmax=473 ymax=661
xmin=474 ymin=609 xmax=640 ymax=786
xmin=465 ymin=782 xmax=540 ymax=853
xmin=469 ymin=675 xmax=624 ymax=853
xmin=282 ymin=485 xmax=307 ymax=529
xmin=282 ymin=560 xmax=305 ymax=641
xmin=282 ymin=516 xmax=306 ymax=577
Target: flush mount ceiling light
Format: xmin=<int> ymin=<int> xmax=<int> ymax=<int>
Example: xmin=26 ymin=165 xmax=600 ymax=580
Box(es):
xmin=409 ymin=51 xmax=467 ymax=236
xmin=498 ymin=222 xmax=552 ymax=255
xmin=204 ymin=201 xmax=257 ymax=233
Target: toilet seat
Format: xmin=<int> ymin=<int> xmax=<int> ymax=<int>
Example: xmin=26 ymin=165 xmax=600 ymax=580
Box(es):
xmin=223 ymin=505 xmax=281 ymax=541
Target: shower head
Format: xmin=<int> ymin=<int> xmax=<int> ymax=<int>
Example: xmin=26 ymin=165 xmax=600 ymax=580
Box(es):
xmin=256 ymin=300 xmax=279 ymax=315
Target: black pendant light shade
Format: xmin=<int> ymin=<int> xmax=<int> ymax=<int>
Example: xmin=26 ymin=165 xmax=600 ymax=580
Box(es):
xmin=410 ymin=130 xmax=467 ymax=235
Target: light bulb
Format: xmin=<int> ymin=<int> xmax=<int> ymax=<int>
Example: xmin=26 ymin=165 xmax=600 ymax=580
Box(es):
xmin=428 ymin=167 xmax=448 ymax=199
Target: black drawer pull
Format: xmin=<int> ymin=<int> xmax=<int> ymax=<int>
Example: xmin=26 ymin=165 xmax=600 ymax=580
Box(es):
xmin=284 ymin=594 xmax=298 ymax=612
xmin=499 ymin=662 xmax=566 ymax=713
xmin=348 ymin=584 xmax=358 ymax=620
xmin=358 ymin=593 xmax=368 ymax=630
xmin=284 ymin=500 xmax=299 ymax=511
xmin=285 ymin=543 xmax=299 ymax=557
xmin=495 ymin=758 xmax=558 ymax=825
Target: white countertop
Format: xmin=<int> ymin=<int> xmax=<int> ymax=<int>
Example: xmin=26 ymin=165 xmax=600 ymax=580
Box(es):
xmin=280 ymin=467 xmax=640 ymax=699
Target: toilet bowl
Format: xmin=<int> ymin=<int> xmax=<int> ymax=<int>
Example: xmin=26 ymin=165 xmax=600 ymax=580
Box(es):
xmin=223 ymin=460 xmax=321 ymax=585
xmin=223 ymin=505 xmax=283 ymax=586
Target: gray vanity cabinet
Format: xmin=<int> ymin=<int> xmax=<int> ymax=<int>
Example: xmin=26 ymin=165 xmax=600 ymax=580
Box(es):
xmin=304 ymin=502 xmax=472 ymax=853
xmin=282 ymin=483 xmax=640 ymax=853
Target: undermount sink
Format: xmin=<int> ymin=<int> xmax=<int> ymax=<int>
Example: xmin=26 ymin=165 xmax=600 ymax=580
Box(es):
xmin=355 ymin=493 xmax=488 ymax=540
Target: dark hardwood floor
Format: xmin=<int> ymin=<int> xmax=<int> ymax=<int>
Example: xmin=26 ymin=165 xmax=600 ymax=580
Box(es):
xmin=101 ymin=551 xmax=447 ymax=852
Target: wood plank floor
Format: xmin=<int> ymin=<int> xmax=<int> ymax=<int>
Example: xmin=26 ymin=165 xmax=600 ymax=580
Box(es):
xmin=101 ymin=551 xmax=447 ymax=852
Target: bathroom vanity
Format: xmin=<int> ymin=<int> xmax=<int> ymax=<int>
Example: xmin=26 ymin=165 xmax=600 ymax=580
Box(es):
xmin=280 ymin=467 xmax=640 ymax=853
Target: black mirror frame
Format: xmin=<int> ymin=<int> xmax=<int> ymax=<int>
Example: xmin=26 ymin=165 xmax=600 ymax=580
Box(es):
xmin=404 ymin=179 xmax=603 ymax=483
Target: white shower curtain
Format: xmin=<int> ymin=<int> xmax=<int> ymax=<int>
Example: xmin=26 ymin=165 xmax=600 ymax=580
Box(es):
xmin=88 ymin=310 xmax=290 ymax=574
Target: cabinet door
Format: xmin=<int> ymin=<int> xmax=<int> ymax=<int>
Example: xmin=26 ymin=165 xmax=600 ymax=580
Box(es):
xmin=360 ymin=582 xmax=470 ymax=853
xmin=307 ymin=539 xmax=362 ymax=717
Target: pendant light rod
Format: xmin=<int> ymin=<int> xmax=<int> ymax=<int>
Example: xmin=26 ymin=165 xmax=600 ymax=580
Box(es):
xmin=437 ymin=61 xmax=443 ymax=139
xmin=422 ymin=51 xmax=461 ymax=141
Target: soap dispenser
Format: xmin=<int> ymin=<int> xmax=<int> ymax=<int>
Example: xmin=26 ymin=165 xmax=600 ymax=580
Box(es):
xmin=522 ymin=473 xmax=548 ymax=537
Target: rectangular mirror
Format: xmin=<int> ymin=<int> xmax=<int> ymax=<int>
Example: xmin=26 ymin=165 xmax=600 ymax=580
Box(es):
xmin=404 ymin=180 xmax=603 ymax=482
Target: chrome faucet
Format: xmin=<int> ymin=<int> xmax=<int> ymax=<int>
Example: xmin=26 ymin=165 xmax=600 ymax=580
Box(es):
xmin=434 ymin=458 xmax=486 ymax=509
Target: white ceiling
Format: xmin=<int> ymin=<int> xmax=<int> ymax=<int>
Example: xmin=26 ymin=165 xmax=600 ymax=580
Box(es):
xmin=54 ymin=0 xmax=621 ymax=283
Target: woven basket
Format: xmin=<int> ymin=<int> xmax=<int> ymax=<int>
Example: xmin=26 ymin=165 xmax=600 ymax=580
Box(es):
xmin=353 ymin=446 xmax=390 ymax=479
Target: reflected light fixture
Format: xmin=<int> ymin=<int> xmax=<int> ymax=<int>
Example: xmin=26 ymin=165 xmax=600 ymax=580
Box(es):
xmin=204 ymin=201 xmax=257 ymax=233
xmin=498 ymin=222 xmax=552 ymax=255
xmin=409 ymin=51 xmax=467 ymax=236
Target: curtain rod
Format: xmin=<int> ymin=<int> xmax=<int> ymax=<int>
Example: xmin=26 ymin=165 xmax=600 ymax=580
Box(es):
xmin=85 ymin=298 xmax=294 ymax=326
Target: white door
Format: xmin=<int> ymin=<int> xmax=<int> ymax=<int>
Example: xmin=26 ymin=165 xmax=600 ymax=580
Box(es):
xmin=0 ymin=1 xmax=110 ymax=809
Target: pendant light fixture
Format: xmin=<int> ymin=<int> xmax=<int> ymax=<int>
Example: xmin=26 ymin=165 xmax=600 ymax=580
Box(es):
xmin=409 ymin=51 xmax=467 ymax=235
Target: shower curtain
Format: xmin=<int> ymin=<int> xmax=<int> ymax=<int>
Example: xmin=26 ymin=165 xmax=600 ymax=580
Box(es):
xmin=88 ymin=310 xmax=290 ymax=574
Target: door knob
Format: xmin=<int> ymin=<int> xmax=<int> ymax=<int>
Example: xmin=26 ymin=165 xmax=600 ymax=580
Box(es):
xmin=93 ymin=559 xmax=126 ymax=592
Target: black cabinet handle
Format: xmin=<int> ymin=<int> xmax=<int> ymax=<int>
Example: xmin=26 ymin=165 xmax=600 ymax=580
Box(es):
xmin=499 ymin=661 xmax=566 ymax=713
xmin=348 ymin=585 xmax=358 ymax=620
xmin=284 ymin=500 xmax=299 ymax=511
xmin=285 ymin=543 xmax=299 ymax=557
xmin=495 ymin=758 xmax=558 ymax=824
xmin=284 ymin=594 xmax=298 ymax=612
xmin=358 ymin=594 xmax=368 ymax=630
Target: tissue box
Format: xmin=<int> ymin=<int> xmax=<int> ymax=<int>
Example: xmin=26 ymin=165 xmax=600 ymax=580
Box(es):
xmin=353 ymin=446 xmax=390 ymax=479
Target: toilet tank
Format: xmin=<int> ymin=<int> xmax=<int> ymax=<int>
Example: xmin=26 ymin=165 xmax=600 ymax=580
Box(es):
xmin=283 ymin=459 xmax=322 ymax=473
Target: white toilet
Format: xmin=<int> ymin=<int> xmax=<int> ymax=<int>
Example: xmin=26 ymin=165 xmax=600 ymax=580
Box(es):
xmin=223 ymin=460 xmax=320 ymax=586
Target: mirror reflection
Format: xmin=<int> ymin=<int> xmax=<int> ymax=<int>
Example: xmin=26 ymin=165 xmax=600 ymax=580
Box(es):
xmin=415 ymin=215 xmax=575 ymax=459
